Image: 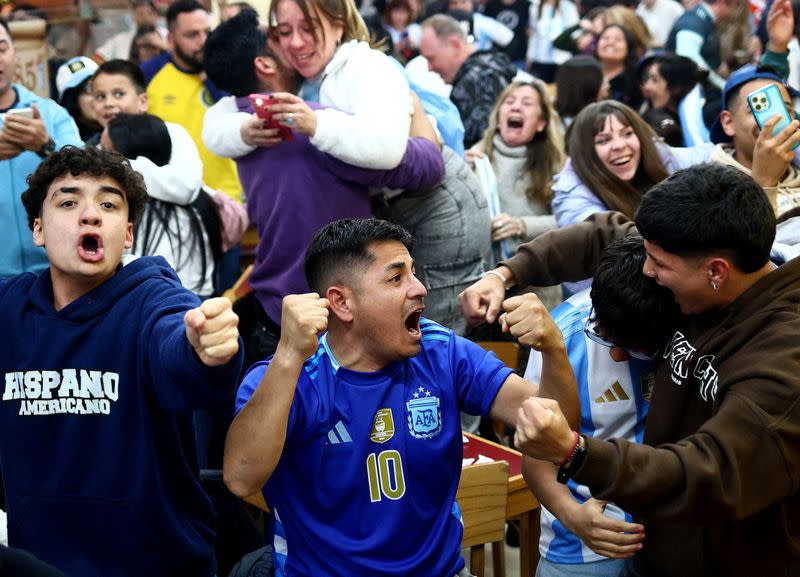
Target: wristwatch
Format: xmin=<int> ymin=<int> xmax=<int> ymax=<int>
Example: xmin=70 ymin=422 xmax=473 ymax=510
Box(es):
xmin=557 ymin=434 xmax=587 ymax=484
xmin=36 ymin=137 xmax=55 ymax=159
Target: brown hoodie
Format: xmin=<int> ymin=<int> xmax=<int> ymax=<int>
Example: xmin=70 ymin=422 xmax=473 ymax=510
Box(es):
xmin=502 ymin=212 xmax=800 ymax=577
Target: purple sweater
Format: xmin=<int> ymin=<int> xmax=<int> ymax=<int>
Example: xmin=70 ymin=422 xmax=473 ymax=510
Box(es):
xmin=235 ymin=97 xmax=445 ymax=324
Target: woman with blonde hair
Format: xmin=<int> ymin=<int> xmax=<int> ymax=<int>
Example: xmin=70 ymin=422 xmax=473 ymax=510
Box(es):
xmin=203 ymin=0 xmax=412 ymax=170
xmin=469 ymin=78 xmax=565 ymax=308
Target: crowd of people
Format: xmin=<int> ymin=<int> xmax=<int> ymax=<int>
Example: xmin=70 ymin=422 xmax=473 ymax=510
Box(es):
xmin=0 ymin=0 xmax=798 ymax=575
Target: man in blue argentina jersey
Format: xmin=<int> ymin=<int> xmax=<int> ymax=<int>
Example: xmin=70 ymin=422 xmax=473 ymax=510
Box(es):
xmin=224 ymin=218 xmax=579 ymax=577
xmin=523 ymin=234 xmax=681 ymax=577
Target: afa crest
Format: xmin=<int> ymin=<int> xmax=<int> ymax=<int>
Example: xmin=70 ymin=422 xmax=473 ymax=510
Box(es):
xmin=370 ymin=408 xmax=395 ymax=443
xmin=406 ymin=387 xmax=441 ymax=439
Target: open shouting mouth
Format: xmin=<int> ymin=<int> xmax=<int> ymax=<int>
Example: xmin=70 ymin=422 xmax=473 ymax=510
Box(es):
xmin=78 ymin=233 xmax=104 ymax=262
xmin=404 ymin=305 xmax=424 ymax=338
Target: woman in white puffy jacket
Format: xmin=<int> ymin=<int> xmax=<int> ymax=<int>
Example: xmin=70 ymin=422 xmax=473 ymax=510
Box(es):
xmin=202 ymin=0 xmax=412 ymax=170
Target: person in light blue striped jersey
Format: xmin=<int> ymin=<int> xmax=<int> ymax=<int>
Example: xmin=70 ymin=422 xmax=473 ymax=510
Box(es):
xmin=524 ymin=233 xmax=681 ymax=577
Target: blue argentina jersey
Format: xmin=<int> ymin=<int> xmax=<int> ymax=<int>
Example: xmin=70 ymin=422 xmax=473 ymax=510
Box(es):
xmin=235 ymin=319 xmax=513 ymax=577
xmin=525 ymin=291 xmax=653 ymax=564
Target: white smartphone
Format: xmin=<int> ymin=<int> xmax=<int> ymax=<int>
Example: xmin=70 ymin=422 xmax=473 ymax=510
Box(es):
xmin=8 ymin=107 xmax=34 ymax=118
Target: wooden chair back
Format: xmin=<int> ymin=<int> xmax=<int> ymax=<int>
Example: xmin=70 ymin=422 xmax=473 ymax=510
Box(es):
xmin=457 ymin=460 xmax=510 ymax=577
xmin=476 ymin=341 xmax=520 ymax=441
xmin=475 ymin=341 xmax=520 ymax=370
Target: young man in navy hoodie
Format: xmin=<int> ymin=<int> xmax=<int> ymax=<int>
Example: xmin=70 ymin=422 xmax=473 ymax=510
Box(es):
xmin=0 ymin=146 xmax=243 ymax=577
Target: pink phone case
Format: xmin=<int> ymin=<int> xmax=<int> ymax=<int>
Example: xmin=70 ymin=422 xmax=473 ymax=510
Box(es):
xmin=249 ymin=94 xmax=294 ymax=142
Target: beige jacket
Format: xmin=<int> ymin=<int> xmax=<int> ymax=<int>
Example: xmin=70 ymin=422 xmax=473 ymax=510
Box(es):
xmin=711 ymin=143 xmax=800 ymax=217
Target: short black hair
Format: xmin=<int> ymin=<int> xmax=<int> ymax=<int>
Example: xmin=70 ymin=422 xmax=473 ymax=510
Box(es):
xmin=95 ymin=59 xmax=147 ymax=94
xmin=167 ymin=0 xmax=206 ymax=29
xmin=204 ymin=10 xmax=269 ymax=96
xmin=107 ymin=113 xmax=172 ymax=167
xmin=0 ymin=18 xmax=10 ymax=37
xmin=591 ymin=233 xmax=681 ymax=354
xmin=22 ymin=146 xmax=149 ymax=229
xmin=304 ymin=218 xmax=414 ymax=294
xmin=635 ymin=163 xmax=775 ymax=273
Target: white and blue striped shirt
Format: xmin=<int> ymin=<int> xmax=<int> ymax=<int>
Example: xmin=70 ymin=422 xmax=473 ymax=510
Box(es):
xmin=525 ymin=290 xmax=652 ymax=564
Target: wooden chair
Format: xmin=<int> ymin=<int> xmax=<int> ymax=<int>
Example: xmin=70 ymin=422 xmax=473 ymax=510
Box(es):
xmin=475 ymin=341 xmax=520 ymax=441
xmin=475 ymin=341 xmax=520 ymax=371
xmin=457 ymin=460 xmax=510 ymax=577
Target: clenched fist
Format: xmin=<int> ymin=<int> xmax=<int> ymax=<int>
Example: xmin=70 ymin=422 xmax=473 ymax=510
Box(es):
xmin=278 ymin=293 xmax=330 ymax=362
xmin=500 ymin=294 xmax=564 ymax=353
xmin=514 ymin=397 xmax=575 ymax=463
xmin=185 ymin=297 xmax=240 ymax=367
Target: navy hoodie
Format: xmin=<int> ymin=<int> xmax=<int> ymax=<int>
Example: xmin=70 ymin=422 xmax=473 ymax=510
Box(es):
xmin=0 ymin=256 xmax=243 ymax=577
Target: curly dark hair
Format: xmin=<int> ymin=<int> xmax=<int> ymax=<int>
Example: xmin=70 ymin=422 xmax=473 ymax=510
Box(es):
xmin=22 ymin=146 xmax=149 ymax=230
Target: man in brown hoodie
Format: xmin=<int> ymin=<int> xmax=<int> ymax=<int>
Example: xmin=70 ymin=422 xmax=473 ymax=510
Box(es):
xmin=462 ymin=163 xmax=800 ymax=577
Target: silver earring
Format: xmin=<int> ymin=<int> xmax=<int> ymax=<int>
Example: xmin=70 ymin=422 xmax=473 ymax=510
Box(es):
xmin=712 ymin=282 xmax=719 ymax=291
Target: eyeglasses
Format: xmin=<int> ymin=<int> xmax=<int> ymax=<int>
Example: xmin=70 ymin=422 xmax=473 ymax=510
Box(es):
xmin=584 ymin=313 xmax=654 ymax=361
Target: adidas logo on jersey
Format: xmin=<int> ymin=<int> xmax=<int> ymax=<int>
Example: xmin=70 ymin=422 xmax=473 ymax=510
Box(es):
xmin=326 ymin=420 xmax=353 ymax=444
xmin=594 ymin=381 xmax=630 ymax=403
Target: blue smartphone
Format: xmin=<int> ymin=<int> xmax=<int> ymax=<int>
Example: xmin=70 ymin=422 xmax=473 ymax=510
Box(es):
xmin=747 ymin=83 xmax=800 ymax=149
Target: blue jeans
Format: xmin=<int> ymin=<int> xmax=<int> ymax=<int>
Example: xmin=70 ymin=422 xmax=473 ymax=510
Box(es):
xmin=536 ymin=557 xmax=626 ymax=577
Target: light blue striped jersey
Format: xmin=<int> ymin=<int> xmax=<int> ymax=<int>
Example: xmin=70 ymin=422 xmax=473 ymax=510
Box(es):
xmin=235 ymin=319 xmax=513 ymax=577
xmin=524 ymin=290 xmax=653 ymax=564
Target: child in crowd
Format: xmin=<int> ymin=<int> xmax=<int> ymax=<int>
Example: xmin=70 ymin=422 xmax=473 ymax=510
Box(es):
xmin=90 ymin=59 xmax=202 ymax=207
xmin=91 ymin=59 xmax=233 ymax=297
